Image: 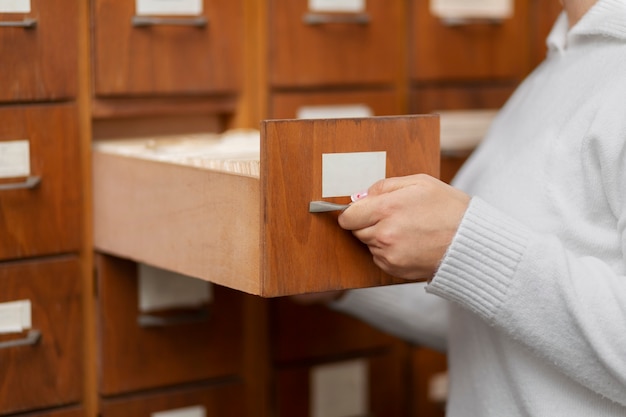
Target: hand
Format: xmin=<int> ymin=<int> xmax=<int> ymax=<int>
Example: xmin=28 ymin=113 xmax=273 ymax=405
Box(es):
xmin=338 ymin=174 xmax=470 ymax=281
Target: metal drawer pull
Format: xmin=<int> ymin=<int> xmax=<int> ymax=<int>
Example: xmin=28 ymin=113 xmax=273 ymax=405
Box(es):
xmin=303 ymin=12 xmax=371 ymax=25
xmin=0 ymin=175 xmax=41 ymax=191
xmin=132 ymin=16 xmax=208 ymax=27
xmin=137 ymin=310 xmax=210 ymax=328
xmin=440 ymin=17 xmax=504 ymax=27
xmin=0 ymin=329 xmax=41 ymax=350
xmin=0 ymin=18 xmax=37 ymax=28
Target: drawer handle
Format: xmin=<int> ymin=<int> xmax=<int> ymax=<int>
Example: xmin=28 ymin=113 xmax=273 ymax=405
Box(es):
xmin=0 ymin=175 xmax=41 ymax=191
xmin=440 ymin=17 xmax=504 ymax=27
xmin=0 ymin=18 xmax=37 ymax=28
xmin=303 ymin=12 xmax=371 ymax=25
xmin=132 ymin=16 xmax=208 ymax=27
xmin=137 ymin=310 xmax=210 ymax=328
xmin=0 ymin=329 xmax=41 ymax=350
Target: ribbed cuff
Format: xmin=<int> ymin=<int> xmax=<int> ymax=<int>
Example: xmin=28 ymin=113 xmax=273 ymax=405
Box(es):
xmin=427 ymin=197 xmax=531 ymax=322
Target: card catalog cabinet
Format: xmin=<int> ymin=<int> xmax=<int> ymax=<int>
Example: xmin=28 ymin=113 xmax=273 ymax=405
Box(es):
xmin=0 ymin=104 xmax=81 ymax=261
xmin=96 ymin=254 xmax=244 ymax=396
xmin=0 ymin=1 xmax=78 ymax=103
xmin=0 ymin=257 xmax=82 ymax=415
xmin=92 ymin=0 xmax=243 ymax=96
xmin=269 ymin=0 xmax=403 ymax=87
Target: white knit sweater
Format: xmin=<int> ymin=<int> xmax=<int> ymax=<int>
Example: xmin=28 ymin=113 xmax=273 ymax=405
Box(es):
xmin=332 ymin=1 xmax=626 ymax=415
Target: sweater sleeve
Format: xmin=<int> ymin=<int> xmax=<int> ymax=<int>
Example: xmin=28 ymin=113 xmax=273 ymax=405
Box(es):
xmin=428 ymin=193 xmax=626 ymax=406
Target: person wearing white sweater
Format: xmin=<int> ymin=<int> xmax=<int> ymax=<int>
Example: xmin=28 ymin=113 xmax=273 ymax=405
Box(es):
xmin=327 ymin=0 xmax=626 ymax=415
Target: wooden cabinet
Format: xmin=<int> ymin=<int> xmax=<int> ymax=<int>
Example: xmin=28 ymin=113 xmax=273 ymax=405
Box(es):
xmin=92 ymin=0 xmax=243 ymax=97
xmin=96 ymin=254 xmax=244 ymax=396
xmin=0 ymin=257 xmax=82 ymax=415
xmin=0 ymin=104 xmax=81 ymax=261
xmin=0 ymin=1 xmax=78 ymax=103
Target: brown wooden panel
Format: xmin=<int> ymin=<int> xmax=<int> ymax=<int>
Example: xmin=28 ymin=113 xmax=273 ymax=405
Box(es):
xmin=410 ymin=0 xmax=530 ymax=82
xmin=269 ymin=0 xmax=404 ymax=87
xmin=0 ymin=0 xmax=78 ymax=102
xmin=101 ymin=383 xmax=246 ymax=417
xmin=0 ymin=104 xmax=81 ymax=261
xmin=410 ymin=348 xmax=447 ymax=417
xmin=275 ymin=352 xmax=407 ymax=417
xmin=17 ymin=406 xmax=84 ymax=417
xmin=529 ymin=0 xmax=563 ymax=70
xmin=269 ymin=89 xmax=402 ymax=119
xmin=0 ymin=257 xmax=82 ymax=414
xmin=260 ymin=115 xmax=439 ymax=295
xmin=93 ymin=0 xmax=242 ymax=96
xmin=96 ymin=254 xmax=244 ymax=395
xmin=271 ymin=298 xmax=399 ymax=363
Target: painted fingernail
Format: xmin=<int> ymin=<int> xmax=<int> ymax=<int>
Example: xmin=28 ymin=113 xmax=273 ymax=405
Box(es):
xmin=351 ymin=190 xmax=368 ymax=202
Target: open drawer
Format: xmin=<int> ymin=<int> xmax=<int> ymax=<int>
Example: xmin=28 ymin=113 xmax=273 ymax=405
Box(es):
xmin=93 ymin=116 xmax=439 ymax=297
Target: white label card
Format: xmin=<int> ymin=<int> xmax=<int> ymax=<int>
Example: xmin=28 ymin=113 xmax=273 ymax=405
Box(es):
xmin=138 ymin=264 xmax=212 ymax=312
xmin=0 ymin=0 xmax=30 ymax=13
xmin=311 ymin=359 xmax=369 ymax=417
xmin=0 ymin=140 xmax=30 ymax=179
xmin=322 ymin=152 xmax=386 ymax=198
xmin=430 ymin=0 xmax=513 ymax=19
xmin=0 ymin=300 xmax=32 ymax=334
xmin=309 ymin=0 xmax=365 ymax=13
xmin=136 ymin=0 xmax=203 ymax=16
xmin=152 ymin=406 xmax=206 ymax=417
xmin=297 ymin=104 xmax=373 ymax=120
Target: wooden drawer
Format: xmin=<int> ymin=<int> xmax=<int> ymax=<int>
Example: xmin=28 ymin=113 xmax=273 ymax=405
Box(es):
xmin=271 ymin=299 xmax=400 ymax=364
xmin=270 ymin=89 xmax=402 ymax=119
xmin=0 ymin=1 xmax=78 ymax=103
xmin=92 ymin=0 xmax=242 ymax=97
xmin=410 ymin=0 xmax=529 ymax=82
xmin=96 ymin=254 xmax=244 ymax=396
xmin=14 ymin=406 xmax=84 ymax=417
xmin=275 ymin=352 xmax=407 ymax=417
xmin=0 ymin=257 xmax=82 ymax=415
xmin=101 ymin=382 xmax=246 ymax=417
xmin=269 ymin=0 xmax=404 ymax=87
xmin=0 ymin=104 xmax=81 ymax=261
xmin=93 ymin=116 xmax=439 ymax=297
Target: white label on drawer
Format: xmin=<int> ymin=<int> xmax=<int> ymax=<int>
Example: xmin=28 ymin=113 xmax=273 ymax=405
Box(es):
xmin=136 ymin=0 xmax=203 ymax=16
xmin=0 ymin=0 xmax=31 ymax=13
xmin=309 ymin=0 xmax=365 ymax=13
xmin=139 ymin=264 xmax=212 ymax=312
xmin=152 ymin=406 xmax=206 ymax=417
xmin=297 ymin=104 xmax=373 ymax=120
xmin=0 ymin=300 xmax=32 ymax=334
xmin=430 ymin=0 xmax=513 ymax=19
xmin=322 ymin=151 xmax=386 ymax=198
xmin=0 ymin=140 xmax=30 ymax=179
xmin=311 ymin=359 xmax=369 ymax=417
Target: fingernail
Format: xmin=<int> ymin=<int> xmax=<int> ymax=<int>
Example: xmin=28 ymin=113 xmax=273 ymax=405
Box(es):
xmin=351 ymin=190 xmax=368 ymax=202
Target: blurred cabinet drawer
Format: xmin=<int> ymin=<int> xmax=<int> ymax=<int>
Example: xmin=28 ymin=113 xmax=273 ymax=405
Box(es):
xmin=271 ymin=299 xmax=400 ymax=364
xmin=14 ymin=406 xmax=84 ymax=417
xmin=410 ymin=0 xmax=529 ymax=82
xmin=92 ymin=0 xmax=243 ymax=97
xmin=0 ymin=257 xmax=82 ymax=415
xmin=270 ymin=89 xmax=401 ymax=119
xmin=0 ymin=1 xmax=78 ymax=102
xmin=269 ymin=0 xmax=403 ymax=87
xmin=275 ymin=353 xmax=406 ymax=417
xmin=0 ymin=104 xmax=81 ymax=261
xmin=96 ymin=254 xmax=244 ymax=396
xmin=101 ymin=382 xmax=246 ymax=417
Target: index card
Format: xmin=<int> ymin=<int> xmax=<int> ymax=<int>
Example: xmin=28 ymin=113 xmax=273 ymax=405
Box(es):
xmin=138 ymin=264 xmax=212 ymax=312
xmin=0 ymin=300 xmax=32 ymax=334
xmin=0 ymin=140 xmax=30 ymax=179
xmin=322 ymin=151 xmax=386 ymax=198
xmin=152 ymin=406 xmax=206 ymax=417
xmin=136 ymin=0 xmax=203 ymax=16
xmin=0 ymin=0 xmax=30 ymax=13
xmin=430 ymin=0 xmax=513 ymax=19
xmin=297 ymin=104 xmax=373 ymax=120
xmin=309 ymin=0 xmax=365 ymax=13
xmin=311 ymin=359 xmax=369 ymax=417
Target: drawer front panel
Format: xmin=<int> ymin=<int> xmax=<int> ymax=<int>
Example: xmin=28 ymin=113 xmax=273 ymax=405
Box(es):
xmin=101 ymin=383 xmax=246 ymax=417
xmin=0 ymin=0 xmax=78 ymax=102
xmin=93 ymin=0 xmax=243 ymax=96
xmin=0 ymin=104 xmax=81 ymax=261
xmin=269 ymin=0 xmax=403 ymax=87
xmin=0 ymin=257 xmax=82 ymax=414
xmin=97 ymin=254 xmax=245 ymax=395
